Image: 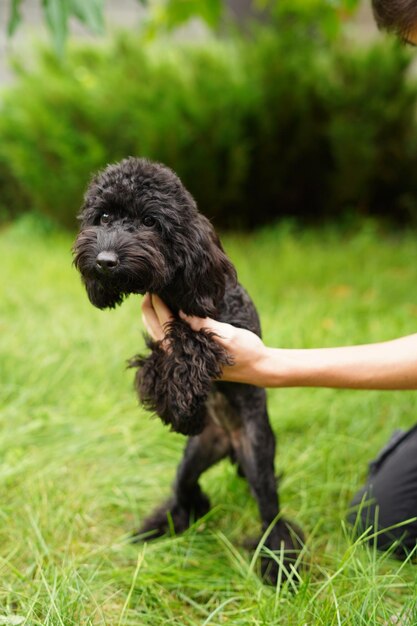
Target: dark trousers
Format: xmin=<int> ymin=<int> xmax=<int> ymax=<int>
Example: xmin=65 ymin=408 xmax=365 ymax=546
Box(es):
xmin=348 ymin=425 xmax=417 ymax=557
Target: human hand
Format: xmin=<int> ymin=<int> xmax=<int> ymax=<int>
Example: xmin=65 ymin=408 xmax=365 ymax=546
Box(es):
xmin=141 ymin=293 xmax=268 ymax=384
xmin=141 ymin=292 xmax=173 ymax=343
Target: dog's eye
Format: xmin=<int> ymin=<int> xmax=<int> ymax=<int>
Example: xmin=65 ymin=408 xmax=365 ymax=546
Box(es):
xmin=143 ymin=216 xmax=156 ymax=228
xmin=100 ymin=213 xmax=111 ymax=225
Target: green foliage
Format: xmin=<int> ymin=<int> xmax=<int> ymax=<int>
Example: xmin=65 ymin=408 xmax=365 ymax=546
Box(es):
xmin=271 ymin=0 xmax=360 ymax=41
xmin=0 ymin=17 xmax=417 ymax=229
xmin=242 ymin=29 xmax=417 ymax=226
xmin=8 ymin=0 xmax=106 ymax=55
xmin=324 ymin=44 xmax=417 ymax=222
xmin=149 ymin=0 xmax=223 ymax=32
xmin=0 ymin=35 xmax=255 ymax=228
xmin=6 ymin=0 xmax=361 ymax=54
xmin=6 ymin=0 xmax=222 ymax=53
xmin=2 ymin=222 xmax=417 ymax=622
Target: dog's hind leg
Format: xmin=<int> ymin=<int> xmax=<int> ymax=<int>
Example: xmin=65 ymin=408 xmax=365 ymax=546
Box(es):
xmin=134 ymin=421 xmax=230 ymax=540
xmin=226 ymin=385 xmax=305 ymax=584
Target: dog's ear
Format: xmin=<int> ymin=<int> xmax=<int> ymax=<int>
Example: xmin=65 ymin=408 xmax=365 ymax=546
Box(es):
xmin=177 ymin=214 xmax=237 ymax=317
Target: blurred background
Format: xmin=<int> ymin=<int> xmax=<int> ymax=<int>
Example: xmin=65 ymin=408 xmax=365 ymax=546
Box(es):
xmin=3 ymin=5 xmax=417 ymax=622
xmin=0 ymin=0 xmax=415 ymax=232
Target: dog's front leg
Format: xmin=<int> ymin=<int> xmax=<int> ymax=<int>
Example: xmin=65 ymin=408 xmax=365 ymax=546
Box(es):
xmin=225 ymin=384 xmax=305 ymax=584
xmin=131 ymin=319 xmax=232 ymax=436
xmin=134 ymin=422 xmax=230 ymax=540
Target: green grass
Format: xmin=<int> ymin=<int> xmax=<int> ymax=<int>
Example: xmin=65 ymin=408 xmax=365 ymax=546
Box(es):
xmin=1 ymin=217 xmax=417 ymax=625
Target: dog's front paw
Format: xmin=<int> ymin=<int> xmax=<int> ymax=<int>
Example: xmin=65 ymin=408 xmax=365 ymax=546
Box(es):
xmin=131 ymin=319 xmax=233 ymax=436
xmin=132 ymin=493 xmax=211 ymax=541
xmin=130 ymin=336 xmax=208 ymax=436
xmin=259 ymin=518 xmax=305 ymax=585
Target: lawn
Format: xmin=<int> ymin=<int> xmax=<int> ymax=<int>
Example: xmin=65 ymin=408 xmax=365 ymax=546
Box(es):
xmin=1 ymin=217 xmax=417 ymax=625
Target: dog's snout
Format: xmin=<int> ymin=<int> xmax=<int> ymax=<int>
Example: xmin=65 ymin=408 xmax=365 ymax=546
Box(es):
xmin=96 ymin=250 xmax=119 ymax=272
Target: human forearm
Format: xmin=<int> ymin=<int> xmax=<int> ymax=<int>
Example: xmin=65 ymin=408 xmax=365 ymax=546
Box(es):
xmin=141 ymin=295 xmax=417 ymax=390
xmin=254 ymin=335 xmax=417 ymax=390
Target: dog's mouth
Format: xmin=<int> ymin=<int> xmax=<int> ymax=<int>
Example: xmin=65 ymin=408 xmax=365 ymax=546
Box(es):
xmin=90 ymin=265 xmax=148 ymax=296
xmin=94 ymin=256 xmax=147 ymax=294
xmin=73 ymin=227 xmax=171 ymax=308
xmin=96 ymin=271 xmax=148 ymax=299
xmin=74 ymin=251 xmax=150 ymax=309
xmin=75 ymin=244 xmax=150 ymax=292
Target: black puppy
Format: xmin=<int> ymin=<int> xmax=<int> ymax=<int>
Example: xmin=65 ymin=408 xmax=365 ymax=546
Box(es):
xmin=73 ymin=157 xmax=304 ymax=582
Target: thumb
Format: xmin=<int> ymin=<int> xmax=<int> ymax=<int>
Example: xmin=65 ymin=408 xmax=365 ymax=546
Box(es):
xmin=179 ymin=310 xmax=231 ymax=339
xmin=151 ymin=294 xmax=174 ymax=327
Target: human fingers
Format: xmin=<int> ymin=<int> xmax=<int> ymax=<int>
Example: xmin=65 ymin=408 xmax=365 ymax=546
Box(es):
xmin=179 ymin=310 xmax=236 ymax=346
xmin=141 ymin=293 xmax=165 ymax=341
xmin=151 ymin=294 xmax=174 ymax=328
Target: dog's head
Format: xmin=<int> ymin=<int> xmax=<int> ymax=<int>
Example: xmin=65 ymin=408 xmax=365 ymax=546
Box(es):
xmin=73 ymin=158 xmax=236 ymax=315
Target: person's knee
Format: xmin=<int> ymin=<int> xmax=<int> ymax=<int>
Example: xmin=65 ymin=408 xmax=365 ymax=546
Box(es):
xmin=348 ymin=485 xmax=417 ymax=559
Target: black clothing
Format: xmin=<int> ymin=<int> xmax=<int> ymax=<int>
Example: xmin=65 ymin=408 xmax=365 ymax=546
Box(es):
xmin=348 ymin=425 xmax=417 ymax=557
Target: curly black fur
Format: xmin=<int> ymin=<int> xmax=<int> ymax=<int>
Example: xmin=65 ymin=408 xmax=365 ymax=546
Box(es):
xmin=130 ymin=319 xmax=233 ymax=435
xmin=73 ymin=157 xmax=304 ymax=583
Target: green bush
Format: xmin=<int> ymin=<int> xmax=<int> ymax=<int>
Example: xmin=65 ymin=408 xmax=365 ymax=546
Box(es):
xmin=324 ymin=44 xmax=417 ymax=222
xmin=241 ymin=22 xmax=417 ymax=226
xmin=0 ymin=21 xmax=417 ymax=229
xmin=0 ymin=37 xmax=255 ymax=228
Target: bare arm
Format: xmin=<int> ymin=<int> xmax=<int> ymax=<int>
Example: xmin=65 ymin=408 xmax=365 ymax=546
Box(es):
xmin=141 ymin=294 xmax=417 ymax=390
xmin=250 ymin=337 xmax=417 ymax=389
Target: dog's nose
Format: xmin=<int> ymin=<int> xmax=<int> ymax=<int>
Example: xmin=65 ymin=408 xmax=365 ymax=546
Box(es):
xmin=96 ymin=251 xmax=119 ymax=272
